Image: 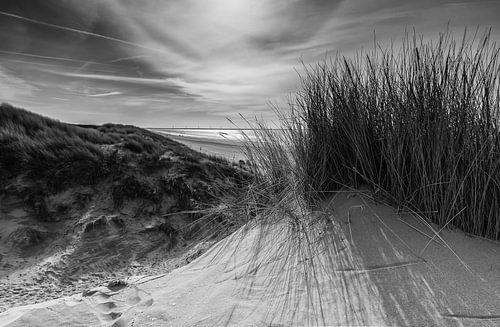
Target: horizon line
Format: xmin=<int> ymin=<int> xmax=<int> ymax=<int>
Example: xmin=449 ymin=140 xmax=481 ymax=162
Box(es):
xmin=148 ymin=127 xmax=281 ymax=130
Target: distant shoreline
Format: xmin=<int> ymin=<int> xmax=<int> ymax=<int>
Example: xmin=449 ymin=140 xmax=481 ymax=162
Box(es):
xmin=149 ymin=127 xmax=279 ymax=130
xmin=152 ymin=128 xmax=248 ymax=161
xmin=72 ymin=124 xmax=278 ymax=131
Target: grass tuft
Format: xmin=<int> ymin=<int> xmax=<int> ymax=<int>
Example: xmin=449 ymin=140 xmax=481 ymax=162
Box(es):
xmin=244 ymin=28 xmax=500 ymax=240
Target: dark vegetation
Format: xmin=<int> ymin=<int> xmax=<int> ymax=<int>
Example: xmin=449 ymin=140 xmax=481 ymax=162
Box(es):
xmin=245 ymin=29 xmax=500 ymax=240
xmin=0 ymin=104 xmax=173 ymax=188
xmin=0 ymin=89 xmax=248 ymax=300
xmin=0 ymin=103 xmax=251 ymax=224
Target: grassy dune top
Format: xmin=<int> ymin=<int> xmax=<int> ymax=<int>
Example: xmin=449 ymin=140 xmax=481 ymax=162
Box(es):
xmin=0 ymin=103 xmax=201 ymax=189
xmin=0 ymin=103 xmax=250 ymax=223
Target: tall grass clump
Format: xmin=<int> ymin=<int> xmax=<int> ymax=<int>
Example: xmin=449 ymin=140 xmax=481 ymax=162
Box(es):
xmin=190 ymin=29 xmax=500 ymax=325
xmin=259 ymin=29 xmax=500 ymax=240
xmin=215 ymin=29 xmax=500 ymax=324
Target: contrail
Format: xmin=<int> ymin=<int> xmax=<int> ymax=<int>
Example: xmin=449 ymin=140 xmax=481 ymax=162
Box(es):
xmin=87 ymin=91 xmax=122 ymax=97
xmin=0 ymin=50 xmax=102 ymax=64
xmin=109 ymin=55 xmax=149 ymax=63
xmin=45 ymin=70 xmax=176 ymax=85
xmin=1 ymin=58 xmax=65 ymax=67
xmin=74 ymin=62 xmax=94 ymax=74
xmin=0 ymin=10 xmax=162 ymax=53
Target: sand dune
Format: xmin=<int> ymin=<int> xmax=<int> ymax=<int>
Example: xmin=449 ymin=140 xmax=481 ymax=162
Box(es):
xmin=1 ymin=192 xmax=499 ymax=326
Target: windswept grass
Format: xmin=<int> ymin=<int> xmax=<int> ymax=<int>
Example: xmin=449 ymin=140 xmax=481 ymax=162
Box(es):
xmin=209 ymin=29 xmax=500 ymax=325
xmin=243 ymin=28 xmax=500 ymax=240
xmin=0 ymin=103 xmax=190 ymax=189
xmin=0 ymin=104 xmax=113 ymax=188
xmin=0 ymin=104 xmax=251 ymax=223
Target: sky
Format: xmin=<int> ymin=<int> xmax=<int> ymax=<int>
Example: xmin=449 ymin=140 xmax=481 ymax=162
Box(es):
xmin=1 ymin=0 xmax=500 ymax=127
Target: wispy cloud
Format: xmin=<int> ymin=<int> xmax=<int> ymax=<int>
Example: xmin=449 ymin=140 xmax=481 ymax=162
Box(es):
xmin=48 ymin=71 xmax=173 ymax=84
xmin=0 ymin=10 xmax=166 ymax=54
xmin=87 ymin=91 xmax=122 ymax=97
xmin=108 ymin=55 xmax=149 ymax=63
xmin=1 ymin=0 xmax=500 ymax=127
xmin=0 ymin=50 xmax=103 ymax=64
xmin=0 ymin=65 xmax=38 ymax=100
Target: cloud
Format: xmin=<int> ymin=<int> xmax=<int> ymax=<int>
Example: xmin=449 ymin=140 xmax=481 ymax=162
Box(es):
xmin=1 ymin=0 xmax=500 ymax=127
xmin=41 ymin=70 xmax=190 ymax=96
xmin=0 ymin=65 xmax=38 ymax=100
xmin=108 ymin=55 xmax=149 ymax=63
xmin=48 ymin=71 xmax=175 ymax=85
xmin=0 ymin=10 xmax=165 ymax=54
xmin=87 ymin=91 xmax=122 ymax=97
xmin=0 ymin=50 xmax=103 ymax=64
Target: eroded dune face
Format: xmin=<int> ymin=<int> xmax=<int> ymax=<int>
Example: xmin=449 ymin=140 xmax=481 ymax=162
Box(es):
xmin=3 ymin=192 xmax=499 ymax=326
xmin=0 ymin=146 xmax=250 ymax=312
xmin=0 ymin=191 xmax=190 ymax=310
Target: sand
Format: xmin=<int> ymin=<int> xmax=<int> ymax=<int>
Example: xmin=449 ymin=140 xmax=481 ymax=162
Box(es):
xmin=0 ymin=142 xmax=248 ymax=314
xmin=0 ymin=192 xmax=216 ymax=314
xmin=1 ymin=191 xmax=499 ymax=326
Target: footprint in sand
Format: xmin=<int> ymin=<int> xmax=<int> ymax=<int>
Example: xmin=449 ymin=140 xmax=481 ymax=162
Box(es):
xmin=83 ymin=281 xmax=153 ymax=326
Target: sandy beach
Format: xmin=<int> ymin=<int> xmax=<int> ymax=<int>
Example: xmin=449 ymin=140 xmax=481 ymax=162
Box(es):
xmin=1 ymin=191 xmax=499 ymax=326
xmin=152 ymin=129 xmax=253 ymax=162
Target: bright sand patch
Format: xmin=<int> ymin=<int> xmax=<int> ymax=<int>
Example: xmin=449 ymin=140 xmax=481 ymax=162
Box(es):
xmin=1 ymin=192 xmax=499 ymax=326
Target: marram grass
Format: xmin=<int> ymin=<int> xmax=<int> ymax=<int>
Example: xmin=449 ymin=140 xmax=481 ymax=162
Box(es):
xmin=245 ymin=28 xmax=500 ymax=240
xmin=214 ymin=28 xmax=500 ymax=325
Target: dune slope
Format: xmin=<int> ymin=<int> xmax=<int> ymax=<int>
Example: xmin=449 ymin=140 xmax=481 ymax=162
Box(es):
xmin=0 ymin=104 xmax=251 ymax=311
xmin=2 ymin=192 xmax=498 ymax=326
